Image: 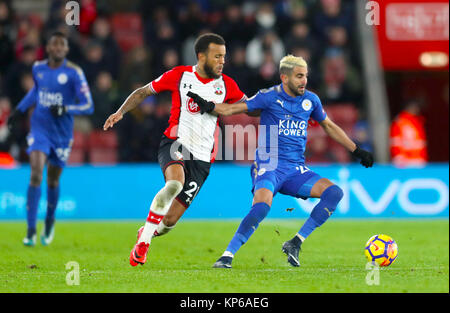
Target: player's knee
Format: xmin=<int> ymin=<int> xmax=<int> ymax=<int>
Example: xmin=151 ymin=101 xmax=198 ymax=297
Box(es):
xmin=47 ymin=178 xmax=60 ymax=188
xmin=30 ymin=171 xmax=43 ymax=186
xmin=322 ymin=184 xmax=344 ymax=205
xmin=165 ymin=180 xmax=183 ymax=198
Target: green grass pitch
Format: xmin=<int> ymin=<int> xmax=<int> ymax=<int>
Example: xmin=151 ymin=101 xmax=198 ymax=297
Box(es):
xmin=0 ymin=219 xmax=448 ymax=293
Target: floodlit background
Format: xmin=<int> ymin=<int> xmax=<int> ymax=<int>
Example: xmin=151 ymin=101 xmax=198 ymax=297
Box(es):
xmin=0 ymin=0 xmax=448 ymax=218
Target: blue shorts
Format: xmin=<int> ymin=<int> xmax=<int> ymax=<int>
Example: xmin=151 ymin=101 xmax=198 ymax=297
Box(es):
xmin=250 ymin=161 xmax=322 ymax=199
xmin=26 ymin=132 xmax=73 ymax=168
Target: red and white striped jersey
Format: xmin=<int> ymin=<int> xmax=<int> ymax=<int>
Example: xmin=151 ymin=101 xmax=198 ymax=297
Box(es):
xmin=149 ymin=65 xmax=245 ymax=162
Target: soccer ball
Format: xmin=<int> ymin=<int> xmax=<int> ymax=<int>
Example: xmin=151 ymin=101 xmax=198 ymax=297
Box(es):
xmin=364 ymin=234 xmax=398 ymax=267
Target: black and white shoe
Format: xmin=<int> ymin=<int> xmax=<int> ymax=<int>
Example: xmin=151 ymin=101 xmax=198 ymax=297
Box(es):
xmin=213 ymin=256 xmax=233 ymax=268
xmin=282 ymin=236 xmax=302 ymax=267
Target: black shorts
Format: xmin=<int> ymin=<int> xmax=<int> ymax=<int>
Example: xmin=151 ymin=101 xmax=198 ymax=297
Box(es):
xmin=158 ymin=135 xmax=211 ymax=208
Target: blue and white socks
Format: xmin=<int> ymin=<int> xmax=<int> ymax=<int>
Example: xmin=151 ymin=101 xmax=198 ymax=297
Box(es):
xmin=224 ymin=202 xmax=271 ymax=257
xmin=297 ymin=185 xmax=343 ymax=241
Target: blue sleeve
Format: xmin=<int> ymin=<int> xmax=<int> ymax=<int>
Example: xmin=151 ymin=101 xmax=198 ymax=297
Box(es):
xmin=16 ymin=67 xmax=37 ymax=112
xmin=310 ymin=94 xmax=327 ymax=122
xmin=245 ymin=90 xmax=268 ymax=112
xmin=65 ymin=68 xmax=94 ymax=115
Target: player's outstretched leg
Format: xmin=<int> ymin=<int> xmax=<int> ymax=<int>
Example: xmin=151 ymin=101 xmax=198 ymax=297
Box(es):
xmin=24 ymin=151 xmax=46 ymax=247
xmin=130 ymin=180 xmax=183 ymax=266
xmin=213 ymin=202 xmax=271 ymax=268
xmin=41 ymin=185 xmax=59 ymax=246
xmin=23 ymin=185 xmax=41 ymax=246
xmin=41 ymin=164 xmax=62 ymax=246
xmin=283 ymin=184 xmax=343 ymax=267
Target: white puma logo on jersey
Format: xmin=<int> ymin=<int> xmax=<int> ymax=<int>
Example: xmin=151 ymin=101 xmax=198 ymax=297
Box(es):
xmin=276 ymin=99 xmax=284 ymax=107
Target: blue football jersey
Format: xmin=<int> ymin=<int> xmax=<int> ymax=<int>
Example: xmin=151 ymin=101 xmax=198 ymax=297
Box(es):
xmin=246 ymin=84 xmax=327 ymax=165
xmin=17 ymin=59 xmax=93 ymax=144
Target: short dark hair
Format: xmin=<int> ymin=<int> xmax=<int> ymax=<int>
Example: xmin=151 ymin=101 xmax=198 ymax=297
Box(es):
xmin=48 ymin=31 xmax=68 ymax=42
xmin=194 ymin=33 xmax=225 ymax=59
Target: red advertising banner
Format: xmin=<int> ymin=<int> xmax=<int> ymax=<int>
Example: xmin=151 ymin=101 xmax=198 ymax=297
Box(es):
xmin=374 ymin=0 xmax=449 ymax=70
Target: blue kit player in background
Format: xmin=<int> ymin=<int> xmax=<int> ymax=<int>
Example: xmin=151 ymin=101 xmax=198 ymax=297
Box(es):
xmin=187 ymin=55 xmax=373 ymax=268
xmin=7 ymin=31 xmax=94 ymax=246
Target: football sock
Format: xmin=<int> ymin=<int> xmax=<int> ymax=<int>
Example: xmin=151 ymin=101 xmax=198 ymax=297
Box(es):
xmin=298 ymin=185 xmax=343 ymax=240
xmin=45 ymin=186 xmax=59 ymax=234
xmin=154 ymin=221 xmax=175 ymax=237
xmin=139 ymin=180 xmax=183 ymax=244
xmin=26 ymin=185 xmax=41 ymax=237
xmin=225 ymin=202 xmax=270 ymax=255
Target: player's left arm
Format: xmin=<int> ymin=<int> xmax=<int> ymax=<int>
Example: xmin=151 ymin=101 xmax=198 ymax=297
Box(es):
xmin=64 ymin=68 xmax=94 ymax=115
xmin=319 ymin=116 xmax=374 ymax=167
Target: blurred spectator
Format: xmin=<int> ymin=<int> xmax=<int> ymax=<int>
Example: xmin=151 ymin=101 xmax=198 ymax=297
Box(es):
xmin=119 ymin=45 xmax=152 ymax=92
xmin=154 ymin=48 xmax=180 ymax=76
xmin=390 ymin=99 xmax=428 ymax=166
xmin=0 ymin=94 xmax=11 ymax=151
xmin=117 ymin=90 xmax=170 ymax=162
xmin=90 ymin=71 xmax=119 ymax=129
xmin=215 ymin=3 xmax=256 ymax=44
xmin=304 ymin=128 xmax=337 ymax=163
xmin=151 ymin=22 xmax=180 ymax=69
xmin=313 ymin=0 xmax=353 ymax=44
xmin=177 ymin=1 xmax=207 ymax=41
xmin=81 ymin=40 xmax=109 ymax=86
xmin=253 ymin=50 xmax=279 ymax=91
xmin=0 ymin=24 xmax=14 ymax=75
xmin=246 ymin=30 xmax=285 ymax=69
xmin=224 ymin=45 xmax=255 ymax=96
xmin=283 ymin=20 xmax=317 ymax=56
xmin=91 ymin=16 xmax=122 ymax=79
xmin=0 ymin=0 xmax=14 ymax=36
xmin=142 ymin=5 xmax=172 ymax=48
xmin=182 ymin=27 xmax=211 ymax=66
xmin=15 ymin=16 xmax=44 ymax=60
xmin=4 ymin=44 xmax=35 ymax=105
xmin=319 ymin=48 xmax=362 ymax=106
xmin=254 ymin=2 xmax=277 ymax=33
xmin=79 ymin=0 xmax=98 ymax=34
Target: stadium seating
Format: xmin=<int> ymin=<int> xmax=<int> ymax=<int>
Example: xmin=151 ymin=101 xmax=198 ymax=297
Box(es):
xmin=110 ymin=13 xmax=143 ymax=53
xmin=67 ymin=131 xmax=87 ymax=164
xmin=87 ymin=130 xmax=118 ymax=164
xmin=306 ymin=103 xmax=358 ymax=163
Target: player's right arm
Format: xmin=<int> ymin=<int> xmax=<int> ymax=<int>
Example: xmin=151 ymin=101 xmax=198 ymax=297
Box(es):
xmin=103 ymin=67 xmax=183 ymax=131
xmin=103 ymin=83 xmax=153 ymax=130
xmin=187 ymin=90 xmax=267 ymax=116
xmin=213 ymin=101 xmax=249 ymax=116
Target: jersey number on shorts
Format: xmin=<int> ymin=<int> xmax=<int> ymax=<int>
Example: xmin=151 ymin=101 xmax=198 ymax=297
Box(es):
xmin=185 ymin=181 xmax=200 ymax=204
xmin=56 ymin=147 xmax=71 ymax=162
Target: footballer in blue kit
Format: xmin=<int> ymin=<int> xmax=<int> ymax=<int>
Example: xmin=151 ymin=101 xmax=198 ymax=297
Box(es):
xmin=7 ymin=31 xmax=93 ymax=246
xmin=187 ymin=54 xmax=373 ymax=268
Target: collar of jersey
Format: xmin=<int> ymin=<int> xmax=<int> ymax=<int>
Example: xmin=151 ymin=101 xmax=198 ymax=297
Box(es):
xmin=45 ymin=58 xmax=67 ymax=70
xmin=193 ymin=66 xmax=216 ymax=84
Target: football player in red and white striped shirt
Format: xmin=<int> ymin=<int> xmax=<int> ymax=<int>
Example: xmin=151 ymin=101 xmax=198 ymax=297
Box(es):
xmin=103 ymin=33 xmax=246 ymax=266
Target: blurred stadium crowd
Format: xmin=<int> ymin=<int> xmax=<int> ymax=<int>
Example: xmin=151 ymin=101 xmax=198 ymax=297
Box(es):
xmin=0 ymin=0 xmax=373 ymax=165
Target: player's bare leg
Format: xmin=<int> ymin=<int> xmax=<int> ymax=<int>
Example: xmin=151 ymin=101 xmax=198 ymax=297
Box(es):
xmin=40 ymin=164 xmax=63 ymax=246
xmin=214 ymin=188 xmax=273 ymax=268
xmin=24 ymin=151 xmax=47 ymax=246
xmin=130 ymin=163 xmax=184 ymax=266
xmin=153 ymin=197 xmax=186 ymax=237
xmin=283 ymin=178 xmax=343 ymax=267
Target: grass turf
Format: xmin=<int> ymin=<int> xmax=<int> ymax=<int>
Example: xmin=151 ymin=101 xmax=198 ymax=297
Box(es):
xmin=0 ymin=219 xmax=448 ymax=293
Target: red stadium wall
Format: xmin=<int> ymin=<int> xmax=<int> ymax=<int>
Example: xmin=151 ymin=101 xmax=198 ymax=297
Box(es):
xmin=373 ymin=0 xmax=449 ymax=162
xmin=374 ymin=0 xmax=449 ymax=71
